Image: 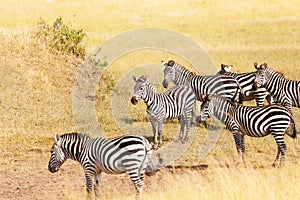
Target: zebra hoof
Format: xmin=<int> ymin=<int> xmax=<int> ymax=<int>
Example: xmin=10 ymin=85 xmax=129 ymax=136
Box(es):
xmin=182 ymin=138 xmax=189 ymax=144
xmin=271 ymin=163 xmax=276 ymax=168
xmin=152 ymin=144 xmax=158 ymax=150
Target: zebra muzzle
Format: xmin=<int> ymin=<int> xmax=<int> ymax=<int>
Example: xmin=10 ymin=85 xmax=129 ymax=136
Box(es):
xmin=196 ymin=116 xmax=205 ymax=126
xmin=49 ymin=166 xmax=59 ymax=173
xmin=131 ymin=96 xmax=138 ymax=105
xmin=162 ymin=80 xmax=168 ymax=88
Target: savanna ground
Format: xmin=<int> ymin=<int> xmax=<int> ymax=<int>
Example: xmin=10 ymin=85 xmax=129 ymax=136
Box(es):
xmin=1 ymin=0 xmax=300 ymax=199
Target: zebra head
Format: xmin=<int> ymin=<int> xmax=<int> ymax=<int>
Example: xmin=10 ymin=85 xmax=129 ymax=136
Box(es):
xmin=162 ymin=60 xmax=176 ymax=88
xmin=48 ymin=134 xmax=67 ymax=173
xmin=217 ymin=64 xmax=233 ymax=75
xmin=253 ymin=62 xmax=268 ymax=90
xmin=131 ymin=75 xmax=148 ymax=105
xmin=197 ymin=95 xmax=213 ymax=124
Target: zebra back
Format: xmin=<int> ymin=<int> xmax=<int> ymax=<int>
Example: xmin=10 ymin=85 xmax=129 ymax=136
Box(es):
xmin=162 ymin=60 xmax=241 ymax=103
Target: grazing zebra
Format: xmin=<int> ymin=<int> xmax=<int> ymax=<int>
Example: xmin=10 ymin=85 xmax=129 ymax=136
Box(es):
xmin=197 ymin=94 xmax=297 ymax=166
xmin=254 ymin=62 xmax=300 ymax=114
xmin=48 ymin=133 xmax=153 ymax=200
xmin=131 ymin=75 xmax=196 ymax=149
xmin=217 ymin=63 xmax=273 ymax=106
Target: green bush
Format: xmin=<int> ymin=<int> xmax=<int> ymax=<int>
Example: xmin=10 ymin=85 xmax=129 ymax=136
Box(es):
xmin=35 ymin=17 xmax=87 ymax=58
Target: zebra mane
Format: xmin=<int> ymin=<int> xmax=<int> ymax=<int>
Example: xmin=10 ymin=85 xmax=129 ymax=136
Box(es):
xmin=270 ymin=67 xmax=285 ymax=78
xmin=144 ymin=80 xmax=158 ymax=93
xmin=59 ymin=132 xmax=91 ymax=141
xmin=209 ymin=94 xmax=237 ymax=107
xmin=173 ymin=62 xmax=196 ymax=77
xmin=260 ymin=63 xmax=285 ymax=78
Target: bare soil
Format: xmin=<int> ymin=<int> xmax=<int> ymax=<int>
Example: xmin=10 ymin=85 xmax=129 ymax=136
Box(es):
xmin=0 ymin=136 xmax=207 ymax=200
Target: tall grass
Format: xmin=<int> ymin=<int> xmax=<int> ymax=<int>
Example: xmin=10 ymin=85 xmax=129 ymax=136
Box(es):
xmin=0 ymin=0 xmax=300 ymax=199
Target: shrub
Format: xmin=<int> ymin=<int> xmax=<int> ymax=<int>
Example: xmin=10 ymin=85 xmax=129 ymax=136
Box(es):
xmin=35 ymin=17 xmax=87 ymax=58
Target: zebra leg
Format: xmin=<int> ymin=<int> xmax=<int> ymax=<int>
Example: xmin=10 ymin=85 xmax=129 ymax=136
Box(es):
xmin=191 ymin=103 xmax=198 ymax=126
xmin=240 ymin=135 xmax=246 ymax=163
xmin=266 ymin=94 xmax=274 ymax=105
xmin=177 ymin=116 xmax=184 ymax=142
xmin=272 ymin=133 xmax=286 ymax=167
xmin=94 ymin=173 xmax=101 ymax=199
xmin=157 ymin=119 xmax=163 ymax=148
xmin=84 ymin=171 xmax=94 ymax=200
xmin=279 ymin=143 xmax=287 ymax=166
xmin=127 ymin=166 xmax=144 ymax=200
xmin=272 ymin=145 xmax=281 ymax=167
xmin=149 ymin=116 xmax=158 ymax=149
xmin=183 ymin=110 xmax=192 ymax=144
xmin=233 ymin=132 xmax=245 ymax=164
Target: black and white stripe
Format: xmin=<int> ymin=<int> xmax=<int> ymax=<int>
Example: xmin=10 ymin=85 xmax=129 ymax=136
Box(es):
xmin=48 ymin=133 xmax=153 ymax=199
xmin=218 ymin=63 xmax=273 ymax=106
xmin=254 ymin=62 xmax=300 ymax=112
xmin=162 ymin=60 xmax=240 ymax=102
xmin=131 ymin=75 xmax=196 ymax=149
xmin=198 ymin=94 xmax=297 ymax=166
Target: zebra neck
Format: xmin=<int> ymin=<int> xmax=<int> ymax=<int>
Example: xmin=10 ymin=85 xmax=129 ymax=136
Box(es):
xmin=174 ymin=66 xmax=193 ymax=85
xmin=265 ymin=74 xmax=286 ymax=99
xmin=211 ymin=99 xmax=232 ymax=126
xmin=62 ymin=135 xmax=90 ymax=162
xmin=143 ymin=88 xmax=157 ymax=109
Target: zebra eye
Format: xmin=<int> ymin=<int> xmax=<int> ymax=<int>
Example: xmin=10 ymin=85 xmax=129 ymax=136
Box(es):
xmin=139 ymin=87 xmax=143 ymax=91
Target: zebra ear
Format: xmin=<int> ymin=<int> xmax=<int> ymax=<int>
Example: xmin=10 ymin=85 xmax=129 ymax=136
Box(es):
xmin=225 ymin=65 xmax=233 ymax=73
xmin=54 ymin=133 xmax=60 ymax=143
xmin=221 ymin=64 xmax=226 ymax=71
xmin=161 ymin=60 xmax=167 ymax=66
xmin=254 ymin=62 xmax=258 ymax=70
xmin=133 ymin=75 xmax=138 ymax=82
xmin=262 ymin=63 xmax=268 ymax=69
xmin=140 ymin=75 xmax=147 ymax=82
xmin=168 ymin=60 xmax=175 ymax=67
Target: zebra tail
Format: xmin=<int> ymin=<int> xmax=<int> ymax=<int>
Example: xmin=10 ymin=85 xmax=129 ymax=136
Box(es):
xmin=232 ymin=80 xmax=243 ymax=105
xmin=288 ymin=113 xmax=297 ymax=139
xmin=144 ymin=144 xmax=161 ymax=177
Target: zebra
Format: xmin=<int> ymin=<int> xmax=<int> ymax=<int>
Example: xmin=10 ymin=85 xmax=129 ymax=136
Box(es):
xmin=162 ymin=60 xmax=241 ymax=103
xmin=48 ymin=133 xmax=153 ymax=200
xmin=131 ymin=75 xmax=196 ymax=149
xmin=217 ymin=63 xmax=273 ymax=106
xmin=197 ymin=94 xmax=297 ymax=166
xmin=254 ymin=62 xmax=300 ymax=115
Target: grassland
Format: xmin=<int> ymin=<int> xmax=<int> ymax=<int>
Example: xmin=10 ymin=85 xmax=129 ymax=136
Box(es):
xmin=1 ymin=0 xmax=300 ymax=199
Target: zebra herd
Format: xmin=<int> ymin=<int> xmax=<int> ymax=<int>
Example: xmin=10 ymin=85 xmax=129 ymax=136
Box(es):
xmin=48 ymin=60 xmax=299 ymax=199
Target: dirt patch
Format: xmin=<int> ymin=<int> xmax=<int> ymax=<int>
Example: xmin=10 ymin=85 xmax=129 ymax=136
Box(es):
xmin=0 ymin=136 xmax=208 ymax=200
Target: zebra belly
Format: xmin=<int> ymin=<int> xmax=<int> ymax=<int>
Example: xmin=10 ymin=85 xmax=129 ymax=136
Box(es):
xmin=97 ymin=148 xmax=146 ymax=174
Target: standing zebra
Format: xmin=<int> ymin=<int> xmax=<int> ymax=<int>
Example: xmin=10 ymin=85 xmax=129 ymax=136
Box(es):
xmin=254 ymin=62 xmax=300 ymax=115
xmin=218 ymin=63 xmax=273 ymax=106
xmin=197 ymin=94 xmax=297 ymax=166
xmin=162 ymin=60 xmax=241 ymax=103
xmin=131 ymin=75 xmax=196 ymax=149
xmin=48 ymin=133 xmax=153 ymax=200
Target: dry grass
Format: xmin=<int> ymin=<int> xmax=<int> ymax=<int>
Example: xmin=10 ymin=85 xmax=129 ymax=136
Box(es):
xmin=1 ymin=0 xmax=300 ymax=199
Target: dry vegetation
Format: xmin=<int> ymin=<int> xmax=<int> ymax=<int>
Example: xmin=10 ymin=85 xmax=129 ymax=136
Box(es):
xmin=1 ymin=0 xmax=300 ymax=199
